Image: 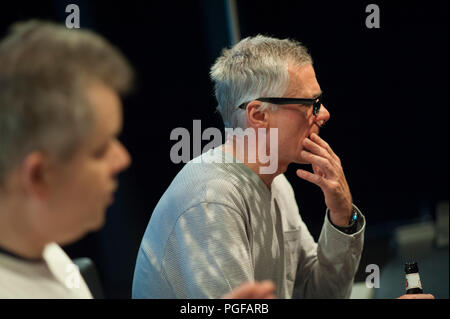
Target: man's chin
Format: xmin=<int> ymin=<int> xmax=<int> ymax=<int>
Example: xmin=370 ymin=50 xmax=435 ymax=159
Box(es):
xmin=91 ymin=214 xmax=107 ymax=231
xmin=83 ymin=211 xmax=107 ymax=234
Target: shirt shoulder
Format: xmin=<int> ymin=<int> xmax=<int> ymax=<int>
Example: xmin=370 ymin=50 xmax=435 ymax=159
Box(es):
xmin=0 ymin=243 xmax=92 ymax=298
xmin=158 ymin=150 xmax=268 ymax=219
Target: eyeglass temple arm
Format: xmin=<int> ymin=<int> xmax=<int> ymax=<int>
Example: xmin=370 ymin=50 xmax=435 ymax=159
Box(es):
xmin=257 ymin=97 xmax=318 ymax=104
xmin=238 ymin=97 xmax=319 ymax=109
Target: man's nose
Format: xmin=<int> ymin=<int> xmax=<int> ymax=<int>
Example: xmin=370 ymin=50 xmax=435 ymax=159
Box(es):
xmin=315 ymin=104 xmax=330 ymax=124
xmin=111 ymin=140 xmax=132 ymax=174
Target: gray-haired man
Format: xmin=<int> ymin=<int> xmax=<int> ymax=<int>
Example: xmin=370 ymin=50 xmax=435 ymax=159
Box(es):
xmin=133 ymin=35 xmax=366 ymax=298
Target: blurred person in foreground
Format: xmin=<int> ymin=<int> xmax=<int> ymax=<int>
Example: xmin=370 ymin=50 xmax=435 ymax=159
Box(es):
xmin=0 ymin=20 xmax=275 ymax=299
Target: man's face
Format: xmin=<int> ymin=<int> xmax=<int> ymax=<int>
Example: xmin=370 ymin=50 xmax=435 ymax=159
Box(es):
xmin=38 ymin=82 xmax=131 ymax=245
xmin=268 ymin=63 xmax=330 ymax=167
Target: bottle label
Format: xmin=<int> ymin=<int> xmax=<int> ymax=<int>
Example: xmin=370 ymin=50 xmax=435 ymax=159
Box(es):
xmin=406 ymin=273 xmax=422 ymax=290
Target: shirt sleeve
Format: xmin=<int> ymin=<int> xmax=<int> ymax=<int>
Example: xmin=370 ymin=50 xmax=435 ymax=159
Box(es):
xmin=160 ymin=202 xmax=254 ymax=298
xmin=292 ymin=204 xmax=365 ymax=298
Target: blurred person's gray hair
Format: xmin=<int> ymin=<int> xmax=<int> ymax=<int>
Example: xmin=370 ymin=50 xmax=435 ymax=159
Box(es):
xmin=210 ymin=35 xmax=312 ymax=128
xmin=0 ymin=20 xmax=134 ymax=188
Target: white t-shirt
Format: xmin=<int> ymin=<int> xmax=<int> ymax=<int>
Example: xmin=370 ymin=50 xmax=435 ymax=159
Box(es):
xmin=0 ymin=242 xmax=93 ymax=299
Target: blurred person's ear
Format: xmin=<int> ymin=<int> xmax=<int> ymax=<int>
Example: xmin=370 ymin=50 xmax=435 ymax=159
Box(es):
xmin=20 ymin=151 xmax=52 ymax=200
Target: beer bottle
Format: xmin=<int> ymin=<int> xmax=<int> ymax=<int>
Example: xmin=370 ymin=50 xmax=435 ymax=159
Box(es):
xmin=404 ymin=262 xmax=423 ymax=294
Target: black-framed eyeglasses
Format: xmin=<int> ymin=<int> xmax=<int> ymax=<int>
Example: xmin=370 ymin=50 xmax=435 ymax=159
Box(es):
xmin=238 ymin=95 xmax=323 ymax=116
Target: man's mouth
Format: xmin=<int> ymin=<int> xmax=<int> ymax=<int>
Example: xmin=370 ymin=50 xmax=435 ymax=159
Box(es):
xmin=107 ymin=183 xmax=118 ymax=204
xmin=108 ymin=194 xmax=114 ymax=204
xmin=110 ymin=181 xmax=118 ymax=193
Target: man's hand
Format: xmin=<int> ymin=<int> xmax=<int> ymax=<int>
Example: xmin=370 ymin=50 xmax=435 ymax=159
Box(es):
xmin=397 ymin=294 xmax=435 ymax=299
xmin=296 ymin=133 xmax=353 ymax=227
xmin=222 ymin=281 xmax=276 ymax=299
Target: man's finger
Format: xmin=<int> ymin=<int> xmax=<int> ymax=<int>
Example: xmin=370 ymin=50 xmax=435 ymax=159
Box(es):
xmin=310 ymin=133 xmax=341 ymax=164
xmin=222 ymin=282 xmax=255 ymax=299
xmin=303 ymin=137 xmax=332 ymax=161
xmin=296 ymin=168 xmax=325 ymax=188
xmin=222 ymin=281 xmax=276 ymax=299
xmin=250 ymin=281 xmax=276 ymax=299
xmin=300 ymin=151 xmax=335 ymax=177
xmin=313 ymin=164 xmax=324 ymax=177
xmin=397 ymin=294 xmax=435 ymax=299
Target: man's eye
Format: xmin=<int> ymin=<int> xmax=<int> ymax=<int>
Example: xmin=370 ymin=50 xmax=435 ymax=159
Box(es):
xmin=94 ymin=144 xmax=109 ymax=158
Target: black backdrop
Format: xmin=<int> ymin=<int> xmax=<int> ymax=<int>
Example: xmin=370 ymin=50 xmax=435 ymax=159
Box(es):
xmin=1 ymin=0 xmax=447 ymax=298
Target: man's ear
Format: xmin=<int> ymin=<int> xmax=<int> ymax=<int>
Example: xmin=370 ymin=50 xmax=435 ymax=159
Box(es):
xmin=246 ymin=101 xmax=269 ymax=128
xmin=20 ymin=151 xmax=51 ymax=200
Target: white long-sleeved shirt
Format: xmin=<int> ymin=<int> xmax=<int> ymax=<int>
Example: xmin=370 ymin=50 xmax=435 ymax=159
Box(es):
xmin=132 ymin=147 xmax=365 ymax=298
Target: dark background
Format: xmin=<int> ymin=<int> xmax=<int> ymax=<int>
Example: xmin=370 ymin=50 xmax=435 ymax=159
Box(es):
xmin=1 ymin=0 xmax=447 ymax=298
